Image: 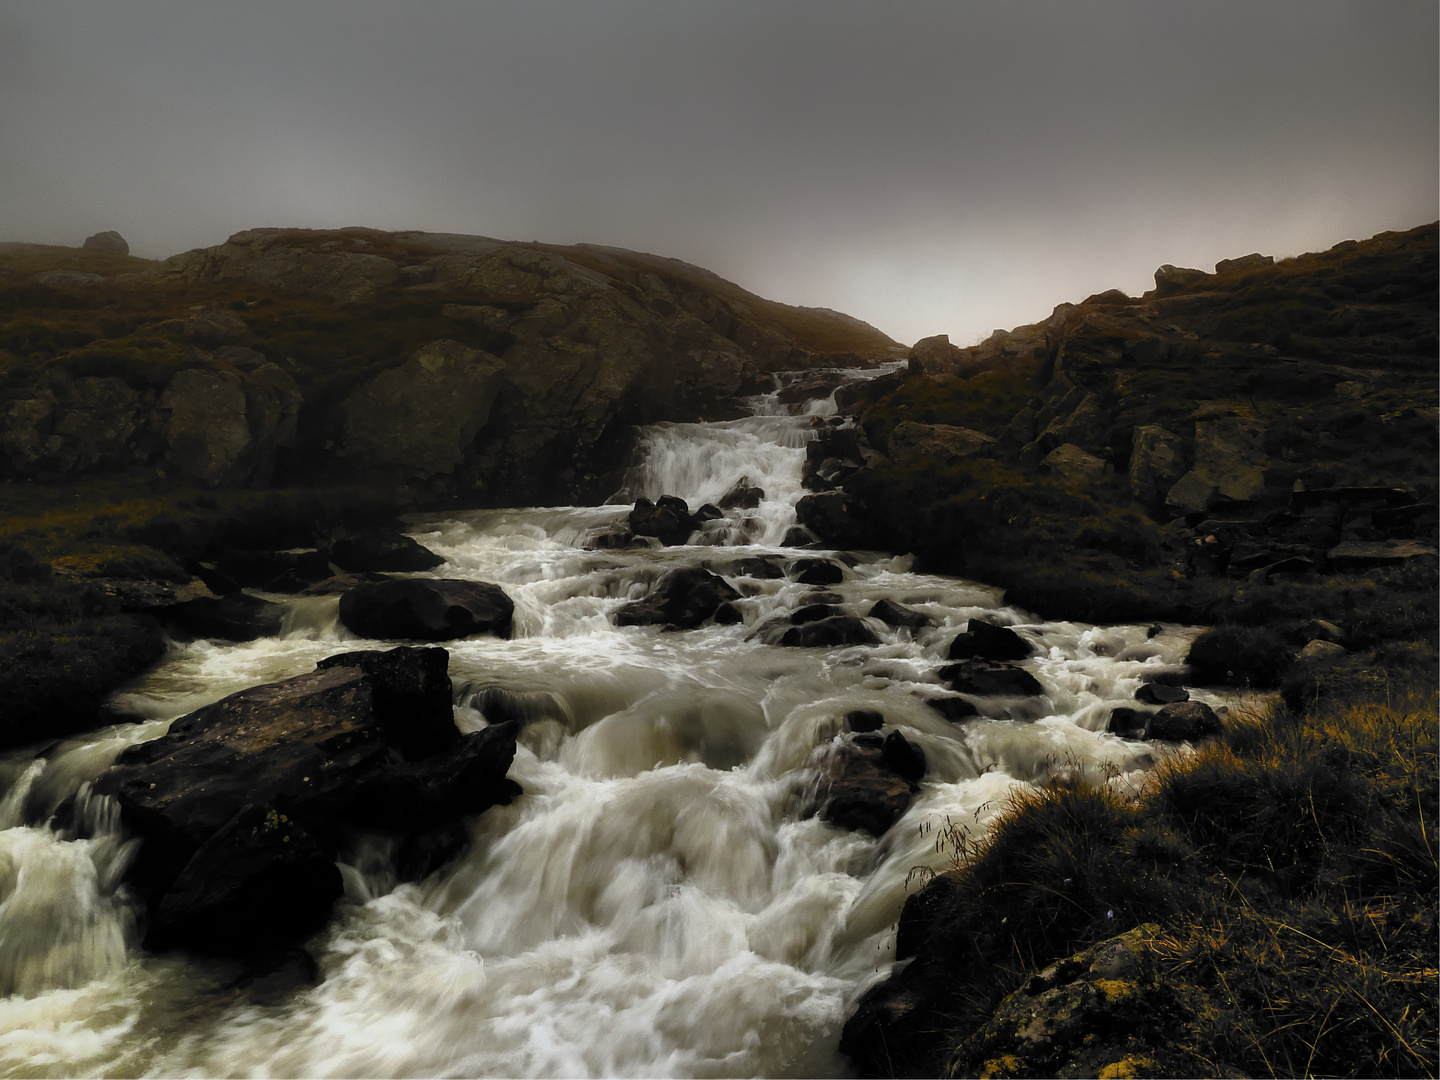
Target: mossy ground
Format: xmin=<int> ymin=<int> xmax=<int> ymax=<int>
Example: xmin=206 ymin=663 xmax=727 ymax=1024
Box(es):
xmin=899 ymin=672 xmax=1438 ymax=1078
xmin=0 ymin=469 xmax=402 ymax=749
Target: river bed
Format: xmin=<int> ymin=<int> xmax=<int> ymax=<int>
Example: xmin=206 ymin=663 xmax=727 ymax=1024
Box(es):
xmin=0 ymin=370 xmax=1223 ymax=1078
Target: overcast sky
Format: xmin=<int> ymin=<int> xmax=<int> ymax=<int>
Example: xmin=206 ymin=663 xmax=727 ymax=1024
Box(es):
xmin=2 ymin=1 xmax=1435 ymax=345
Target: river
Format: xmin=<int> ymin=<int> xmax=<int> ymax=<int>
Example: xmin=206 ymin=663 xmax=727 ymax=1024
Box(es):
xmin=0 ymin=366 xmax=1218 ymax=1078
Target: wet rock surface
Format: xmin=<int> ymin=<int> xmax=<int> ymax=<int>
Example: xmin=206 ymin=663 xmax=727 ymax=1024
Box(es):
xmin=338 ymin=578 xmax=515 ymax=641
xmin=93 ymin=648 xmax=520 ymax=956
xmin=818 ymin=738 xmax=921 ymax=837
xmin=614 ymin=566 xmax=740 ymax=630
xmin=940 ymin=658 xmax=1044 ymax=697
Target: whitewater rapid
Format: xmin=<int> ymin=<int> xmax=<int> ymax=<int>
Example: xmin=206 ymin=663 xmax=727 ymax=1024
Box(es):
xmin=0 ymin=368 xmax=1226 ymax=1077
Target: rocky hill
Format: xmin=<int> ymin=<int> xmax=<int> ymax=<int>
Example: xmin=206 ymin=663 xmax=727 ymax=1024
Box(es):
xmin=799 ymin=223 xmax=1437 ymax=667
xmin=0 ymin=227 xmax=901 ymax=506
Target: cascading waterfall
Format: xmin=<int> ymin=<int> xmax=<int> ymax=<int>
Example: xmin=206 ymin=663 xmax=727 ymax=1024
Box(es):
xmin=0 ymin=365 xmax=1232 ymax=1078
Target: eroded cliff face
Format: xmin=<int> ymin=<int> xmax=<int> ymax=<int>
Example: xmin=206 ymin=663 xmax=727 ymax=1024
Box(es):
xmin=0 ymin=228 xmax=902 ymax=503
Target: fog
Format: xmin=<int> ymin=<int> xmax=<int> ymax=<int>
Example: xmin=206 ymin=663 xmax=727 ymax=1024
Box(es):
xmin=2 ymin=0 xmax=1434 ymax=344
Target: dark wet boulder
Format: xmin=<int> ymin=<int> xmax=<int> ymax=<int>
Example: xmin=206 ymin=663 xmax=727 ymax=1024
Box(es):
xmin=338 ymin=578 xmax=514 ymax=641
xmin=629 ymin=495 xmax=699 ymax=546
xmin=947 ymin=619 xmax=1032 ymax=661
xmin=589 ymin=530 xmax=637 ymax=550
xmin=316 ymin=647 xmax=456 ymax=760
xmin=317 ymin=525 xmax=445 ymax=573
xmin=614 ymin=567 xmax=740 ymax=630
xmin=868 ymin=598 xmax=930 ymax=628
xmin=882 ymin=730 xmax=926 ymax=781
xmin=819 ymin=741 xmax=918 ymax=837
xmin=791 ymin=603 xmax=842 ymax=624
xmin=1135 ymin=683 xmax=1189 ymax=706
xmin=940 ymin=659 xmax=1044 ymax=697
xmin=1107 ymin=706 xmax=1151 ymax=738
xmin=793 ymin=558 xmax=845 ymax=585
xmin=165 ymin=593 xmax=284 ymax=642
xmin=692 ymin=503 xmax=724 ymax=523
xmin=780 ymin=615 xmax=880 ymax=648
xmin=1146 ymin=700 xmax=1222 ymax=742
xmin=342 ymin=721 xmax=522 ymax=832
xmin=713 ymin=602 xmax=743 ymax=625
xmin=781 ymin=525 xmax=820 ymax=547
xmin=147 ymin=804 xmax=343 ymax=955
xmin=719 ymin=476 xmax=764 ymax=509
xmin=924 ymin=694 xmax=980 ymax=723
xmin=94 ymin=651 xmax=520 ymax=958
xmin=720 ymin=555 xmax=785 ymax=579
xmin=847 ymin=709 xmax=884 ymax=732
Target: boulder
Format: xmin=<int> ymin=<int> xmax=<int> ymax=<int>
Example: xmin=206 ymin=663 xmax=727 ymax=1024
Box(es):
xmin=948 ymin=619 xmax=1032 ymax=662
xmin=629 ymin=496 xmax=699 ymax=546
xmin=791 ymin=603 xmax=842 ymax=624
xmin=82 ymin=230 xmax=129 ymax=255
xmin=1134 ymin=683 xmax=1188 ymax=706
xmin=868 ymin=598 xmax=930 ymax=628
xmin=240 ymin=363 xmax=303 ymax=485
xmin=792 ymin=558 xmax=845 ymax=586
xmin=160 ymin=368 xmax=252 ymax=486
xmin=1169 ymin=413 xmax=1268 ymax=511
xmin=1040 ymin=443 xmax=1108 ymax=489
xmin=614 ymin=567 xmax=740 ymax=630
xmin=1107 ymin=707 xmax=1151 ymax=737
xmin=210 ymin=548 xmax=306 ymax=588
xmin=315 ymin=647 xmax=456 ymax=760
xmin=1153 ymin=264 xmax=1211 ymax=297
xmin=719 ymin=476 xmax=764 ymax=509
xmin=779 ymin=615 xmax=880 ymax=648
xmin=940 ymin=659 xmax=1044 ymax=697
xmin=909 ymin=334 xmax=965 ymax=375
xmin=342 ymin=340 xmax=505 ymax=478
xmin=1165 ymin=471 xmax=1219 ymax=517
xmin=881 ymin=730 xmax=926 ymax=781
xmin=819 ymin=741 xmax=917 ymax=836
xmin=1215 ymin=253 xmax=1274 ymax=274
xmin=1145 ymin=700 xmax=1222 ymax=742
xmin=924 ymin=695 xmax=980 ymax=723
xmin=1298 ymin=639 xmax=1347 ymax=662
xmin=338 ymin=578 xmax=514 ymax=641
xmin=147 ymin=804 xmax=342 ymax=954
xmin=318 ymin=525 xmax=445 ymax=573
xmin=1128 ymin=425 xmax=1189 ymax=505
xmin=795 ymin=490 xmax=866 ymax=547
xmin=885 ymin=421 xmax=995 ymax=463
xmin=165 ymin=593 xmax=284 ymax=642
xmin=94 ymin=653 xmax=519 ymax=955
xmin=1036 ymin=393 xmax=1105 ymax=455
xmin=782 ymin=526 xmax=820 ymax=547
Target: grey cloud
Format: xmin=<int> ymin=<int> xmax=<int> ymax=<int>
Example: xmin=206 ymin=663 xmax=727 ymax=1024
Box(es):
xmin=1 ymin=0 xmax=1434 ymax=344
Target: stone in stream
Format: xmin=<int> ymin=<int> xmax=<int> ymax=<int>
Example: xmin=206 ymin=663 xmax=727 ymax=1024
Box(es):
xmin=780 ymin=615 xmax=880 ymax=648
xmin=629 ymin=495 xmax=700 ymax=546
xmin=924 ymin=694 xmax=980 ymax=723
xmin=316 ymin=646 xmax=456 ymax=760
xmin=1146 ymin=700 xmax=1222 ymax=742
xmin=317 ymin=525 xmax=445 ymax=573
xmin=819 ymin=741 xmax=919 ymax=837
xmin=164 ymin=593 xmax=285 ymax=642
xmin=614 ymin=566 xmax=741 ymax=630
xmin=847 ymin=709 xmax=885 ymax=732
xmin=868 ymin=598 xmax=931 ymax=628
xmin=939 ymin=659 xmax=1044 ymax=697
xmin=1134 ymin=682 xmax=1189 ymax=706
xmin=881 ymin=730 xmax=926 ymax=781
xmin=338 ymin=578 xmax=514 ymax=641
xmin=719 ymin=475 xmax=764 ymax=509
xmin=792 ymin=558 xmax=845 ymax=585
xmin=93 ymin=648 xmax=520 ymax=957
xmin=791 ymin=603 xmax=842 ymax=624
xmin=947 ymin=619 xmax=1033 ymax=661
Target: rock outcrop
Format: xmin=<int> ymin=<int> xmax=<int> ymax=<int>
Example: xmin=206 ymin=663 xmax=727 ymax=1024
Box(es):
xmin=338 ymin=578 xmax=515 ymax=641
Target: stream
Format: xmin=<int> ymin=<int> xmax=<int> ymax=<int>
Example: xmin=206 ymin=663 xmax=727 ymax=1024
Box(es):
xmin=0 ymin=366 xmax=1222 ymax=1078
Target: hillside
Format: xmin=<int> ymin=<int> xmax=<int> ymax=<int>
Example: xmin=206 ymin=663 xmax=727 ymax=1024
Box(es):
xmin=809 ymin=222 xmax=1439 ymax=1078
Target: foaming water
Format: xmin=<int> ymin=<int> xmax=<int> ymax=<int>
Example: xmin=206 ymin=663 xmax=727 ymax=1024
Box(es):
xmin=0 ymin=366 xmax=1232 ymax=1078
